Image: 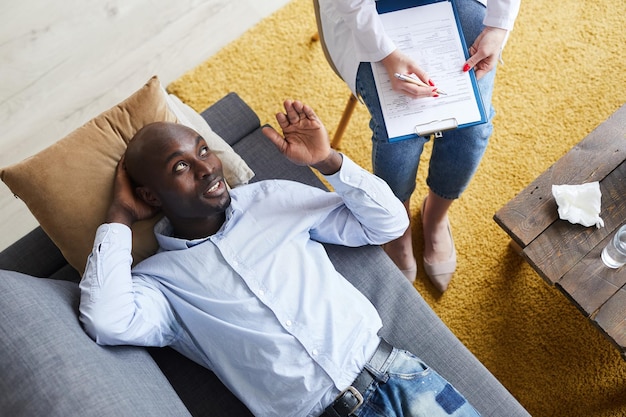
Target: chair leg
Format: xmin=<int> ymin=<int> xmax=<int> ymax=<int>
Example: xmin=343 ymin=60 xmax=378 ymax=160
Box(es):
xmin=331 ymin=94 xmax=358 ymax=149
xmin=311 ymin=26 xmax=356 ymax=149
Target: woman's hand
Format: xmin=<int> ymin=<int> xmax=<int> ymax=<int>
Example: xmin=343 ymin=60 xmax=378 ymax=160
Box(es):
xmin=463 ymin=27 xmax=508 ymax=80
xmin=381 ymin=49 xmax=439 ymax=98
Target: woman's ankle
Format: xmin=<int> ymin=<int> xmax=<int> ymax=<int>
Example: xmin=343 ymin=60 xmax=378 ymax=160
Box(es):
xmin=384 ymin=234 xmax=416 ymax=270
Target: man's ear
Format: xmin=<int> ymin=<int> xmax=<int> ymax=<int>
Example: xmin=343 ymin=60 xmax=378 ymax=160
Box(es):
xmin=135 ymin=186 xmax=162 ymax=207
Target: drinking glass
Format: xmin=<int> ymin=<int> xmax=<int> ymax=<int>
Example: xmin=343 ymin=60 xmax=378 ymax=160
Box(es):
xmin=601 ymin=224 xmax=626 ymax=269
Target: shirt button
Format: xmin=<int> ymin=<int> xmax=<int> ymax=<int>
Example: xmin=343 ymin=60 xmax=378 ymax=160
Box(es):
xmin=285 ymin=320 xmax=292 ymax=327
xmin=259 ymin=289 xmax=265 ymax=297
xmin=312 ymin=349 xmax=319 ymax=356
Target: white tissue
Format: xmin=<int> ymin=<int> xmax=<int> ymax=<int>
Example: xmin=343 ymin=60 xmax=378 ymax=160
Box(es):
xmin=551 ymin=182 xmax=604 ymax=228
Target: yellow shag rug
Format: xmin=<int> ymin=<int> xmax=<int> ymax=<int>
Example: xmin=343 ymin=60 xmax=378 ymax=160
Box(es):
xmin=168 ymin=0 xmax=626 ymax=415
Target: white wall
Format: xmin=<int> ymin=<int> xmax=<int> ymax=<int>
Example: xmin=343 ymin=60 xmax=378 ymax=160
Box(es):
xmin=0 ymin=0 xmax=290 ymax=251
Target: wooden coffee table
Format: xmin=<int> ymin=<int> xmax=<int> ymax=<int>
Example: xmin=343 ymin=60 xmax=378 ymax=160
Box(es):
xmin=494 ymin=103 xmax=626 ymax=358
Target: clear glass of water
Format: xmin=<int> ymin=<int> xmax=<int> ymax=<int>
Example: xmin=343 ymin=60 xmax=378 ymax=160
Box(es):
xmin=601 ymin=224 xmax=626 ymax=269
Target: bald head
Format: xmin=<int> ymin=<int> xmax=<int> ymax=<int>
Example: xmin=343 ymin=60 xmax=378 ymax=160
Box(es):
xmin=125 ymin=122 xmax=198 ymax=187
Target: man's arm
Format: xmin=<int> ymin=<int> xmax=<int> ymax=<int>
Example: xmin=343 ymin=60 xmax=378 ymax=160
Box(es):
xmin=79 ymin=158 xmax=176 ymax=347
xmin=262 ymin=100 xmax=409 ymax=246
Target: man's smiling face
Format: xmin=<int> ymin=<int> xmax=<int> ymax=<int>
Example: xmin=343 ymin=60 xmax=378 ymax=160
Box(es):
xmin=127 ymin=122 xmax=231 ymax=227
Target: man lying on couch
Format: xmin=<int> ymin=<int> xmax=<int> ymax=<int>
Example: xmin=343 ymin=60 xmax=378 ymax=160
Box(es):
xmin=79 ymin=99 xmax=481 ymax=417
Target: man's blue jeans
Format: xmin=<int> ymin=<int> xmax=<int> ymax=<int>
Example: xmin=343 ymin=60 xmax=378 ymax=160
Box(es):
xmin=356 ymin=0 xmax=497 ymax=202
xmin=353 ymin=348 xmax=481 ymax=417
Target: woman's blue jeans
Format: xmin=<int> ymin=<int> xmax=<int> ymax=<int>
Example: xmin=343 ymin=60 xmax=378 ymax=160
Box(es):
xmin=353 ymin=348 xmax=481 ymax=417
xmin=356 ymin=0 xmax=496 ymax=202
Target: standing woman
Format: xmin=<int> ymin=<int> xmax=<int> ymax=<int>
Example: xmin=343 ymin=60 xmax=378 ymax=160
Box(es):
xmin=317 ymin=0 xmax=520 ymax=291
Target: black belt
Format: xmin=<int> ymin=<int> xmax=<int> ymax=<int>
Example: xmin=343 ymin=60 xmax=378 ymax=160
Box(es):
xmin=321 ymin=339 xmax=394 ymax=417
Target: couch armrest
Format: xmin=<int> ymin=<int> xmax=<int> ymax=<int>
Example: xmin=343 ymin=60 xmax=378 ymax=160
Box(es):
xmin=0 ymin=270 xmax=192 ymax=417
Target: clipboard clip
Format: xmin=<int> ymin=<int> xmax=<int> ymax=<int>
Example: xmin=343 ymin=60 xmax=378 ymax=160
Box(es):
xmin=414 ymin=118 xmax=459 ymax=139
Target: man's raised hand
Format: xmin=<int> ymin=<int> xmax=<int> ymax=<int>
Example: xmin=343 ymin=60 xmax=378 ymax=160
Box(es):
xmin=262 ymin=100 xmax=333 ymax=165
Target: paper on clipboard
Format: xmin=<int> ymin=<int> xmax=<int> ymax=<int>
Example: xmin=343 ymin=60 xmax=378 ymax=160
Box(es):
xmin=372 ymin=0 xmax=486 ymax=142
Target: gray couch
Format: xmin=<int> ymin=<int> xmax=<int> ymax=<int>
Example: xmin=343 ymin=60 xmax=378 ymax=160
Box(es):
xmin=0 ymin=93 xmax=530 ymax=417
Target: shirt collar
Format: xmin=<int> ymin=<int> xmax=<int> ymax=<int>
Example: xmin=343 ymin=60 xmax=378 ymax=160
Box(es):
xmin=154 ymin=203 xmax=238 ymax=250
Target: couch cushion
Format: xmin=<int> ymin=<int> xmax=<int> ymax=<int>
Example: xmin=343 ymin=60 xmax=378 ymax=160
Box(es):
xmin=0 ymin=270 xmax=191 ymax=416
xmin=0 ymin=76 xmax=253 ymax=275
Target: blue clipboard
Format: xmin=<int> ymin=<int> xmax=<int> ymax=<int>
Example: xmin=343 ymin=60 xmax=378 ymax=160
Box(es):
xmin=374 ymin=0 xmax=487 ymax=142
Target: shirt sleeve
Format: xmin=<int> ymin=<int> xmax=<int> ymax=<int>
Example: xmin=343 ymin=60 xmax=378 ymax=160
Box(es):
xmin=309 ymin=154 xmax=409 ymax=246
xmin=326 ymin=0 xmax=396 ymax=63
xmin=484 ymin=0 xmax=521 ymax=30
xmin=79 ymin=223 xmax=179 ymax=347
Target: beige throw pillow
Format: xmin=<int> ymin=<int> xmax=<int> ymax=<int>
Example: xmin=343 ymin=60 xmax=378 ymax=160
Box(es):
xmin=1 ymin=76 xmax=254 ymax=274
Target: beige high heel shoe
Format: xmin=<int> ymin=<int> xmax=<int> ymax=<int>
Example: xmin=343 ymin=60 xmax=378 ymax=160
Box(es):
xmin=421 ymin=198 xmax=457 ymax=292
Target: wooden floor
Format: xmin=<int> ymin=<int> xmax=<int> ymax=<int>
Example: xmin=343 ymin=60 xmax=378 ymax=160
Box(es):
xmin=0 ymin=0 xmax=290 ymax=251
